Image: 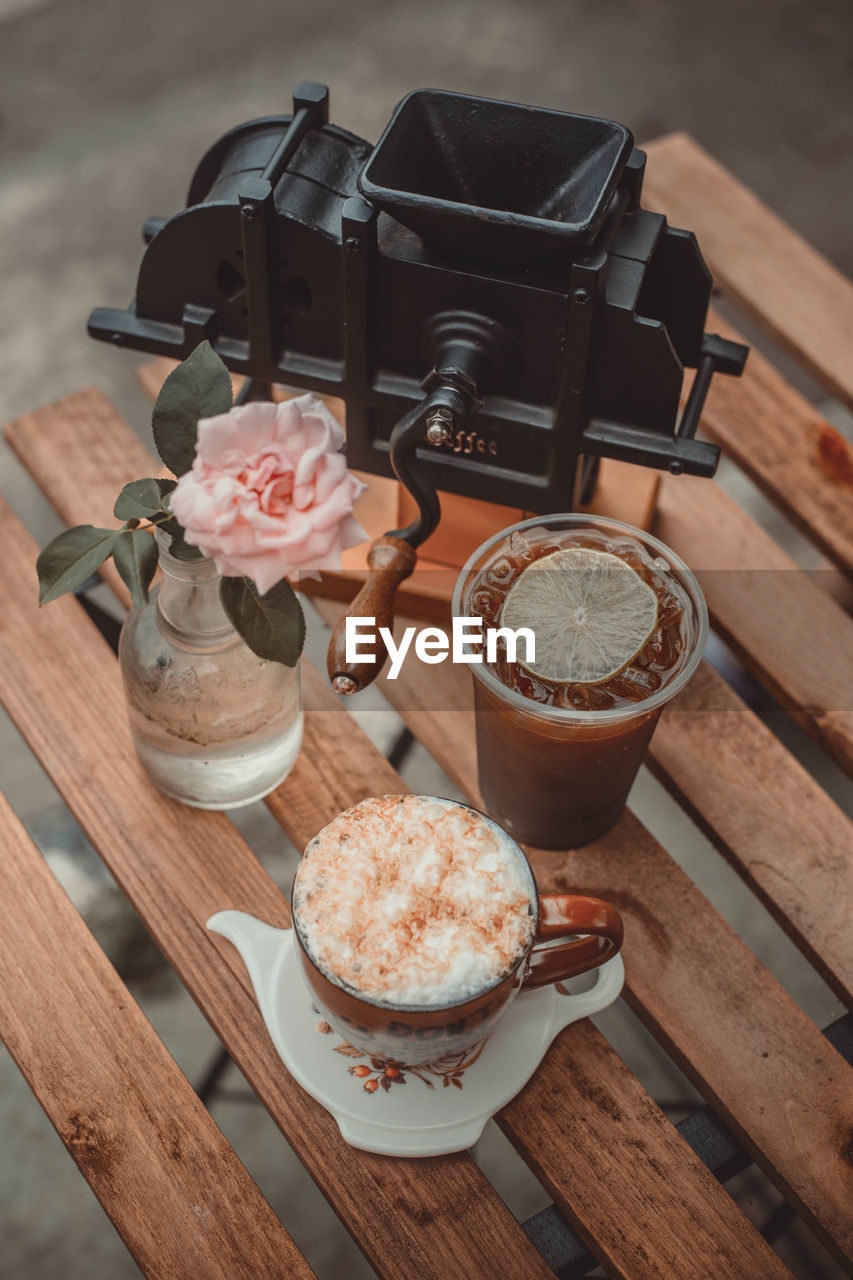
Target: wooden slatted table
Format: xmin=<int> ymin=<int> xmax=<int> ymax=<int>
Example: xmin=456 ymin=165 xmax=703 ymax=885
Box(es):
xmin=2 ymin=135 xmax=853 ymax=1280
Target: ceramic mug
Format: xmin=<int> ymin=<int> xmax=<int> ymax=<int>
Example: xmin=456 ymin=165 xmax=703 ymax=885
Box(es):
xmin=291 ymin=805 xmax=623 ymax=1066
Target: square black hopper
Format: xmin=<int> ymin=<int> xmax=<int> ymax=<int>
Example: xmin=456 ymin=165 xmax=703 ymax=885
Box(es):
xmin=358 ymin=88 xmax=633 ymax=267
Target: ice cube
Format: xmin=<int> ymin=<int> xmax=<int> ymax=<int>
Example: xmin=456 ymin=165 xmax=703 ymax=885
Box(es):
xmin=508 ymin=529 xmax=533 ymax=560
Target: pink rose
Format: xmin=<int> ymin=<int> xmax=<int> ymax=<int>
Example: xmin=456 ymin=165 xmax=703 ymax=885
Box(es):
xmin=170 ymin=394 xmax=368 ymax=594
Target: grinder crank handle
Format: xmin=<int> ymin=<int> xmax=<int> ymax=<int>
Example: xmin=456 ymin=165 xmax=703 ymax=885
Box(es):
xmin=327 ymin=386 xmax=471 ymax=696
xmin=327 ymin=535 xmax=417 ymax=695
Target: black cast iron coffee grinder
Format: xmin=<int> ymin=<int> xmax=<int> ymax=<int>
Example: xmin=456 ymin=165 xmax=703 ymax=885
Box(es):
xmin=89 ymin=82 xmax=747 ymax=695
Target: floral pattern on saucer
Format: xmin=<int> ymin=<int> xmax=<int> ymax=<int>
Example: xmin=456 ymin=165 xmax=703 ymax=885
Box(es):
xmin=208 ymin=914 xmax=625 ymax=1155
xmin=315 ymin=1015 xmax=488 ymax=1093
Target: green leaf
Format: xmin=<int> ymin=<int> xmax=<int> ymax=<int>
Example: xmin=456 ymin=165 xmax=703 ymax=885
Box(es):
xmin=112 ymin=529 xmax=159 ymax=609
xmin=114 ymin=478 xmax=167 ymax=520
xmin=219 ymin=575 xmax=305 ymax=667
xmin=152 ymin=341 xmax=232 ymax=476
xmin=37 ymin=526 xmax=121 ymax=604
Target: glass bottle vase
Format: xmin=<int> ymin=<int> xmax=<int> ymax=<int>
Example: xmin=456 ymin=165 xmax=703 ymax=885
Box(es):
xmin=118 ymin=532 xmax=303 ymax=809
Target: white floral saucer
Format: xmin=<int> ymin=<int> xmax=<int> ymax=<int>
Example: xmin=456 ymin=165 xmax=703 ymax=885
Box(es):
xmin=207 ymin=910 xmax=625 ymax=1157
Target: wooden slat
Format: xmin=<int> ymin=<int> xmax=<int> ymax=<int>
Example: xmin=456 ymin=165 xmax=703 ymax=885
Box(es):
xmin=3 ymin=398 xmax=794 ymax=1280
xmin=649 ymin=661 xmax=853 ymax=1006
xmin=136 ymin=356 xmax=175 ymax=403
xmin=644 ymin=132 xmax=853 ymax=409
xmin=0 ymin=792 xmax=315 ymax=1280
xmin=699 ymin=309 xmax=853 ymax=573
xmin=0 ymin=510 xmax=553 ymax=1280
xmin=363 ymin=638 xmax=853 ymax=1270
xmin=653 ymin=472 xmax=853 ymax=777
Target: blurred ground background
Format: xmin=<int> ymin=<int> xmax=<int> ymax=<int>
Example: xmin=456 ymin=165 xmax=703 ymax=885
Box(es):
xmin=1 ymin=0 xmax=852 ymax=1277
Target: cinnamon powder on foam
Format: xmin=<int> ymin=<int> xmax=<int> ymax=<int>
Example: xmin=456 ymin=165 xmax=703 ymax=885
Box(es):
xmin=293 ymin=796 xmax=536 ymax=1007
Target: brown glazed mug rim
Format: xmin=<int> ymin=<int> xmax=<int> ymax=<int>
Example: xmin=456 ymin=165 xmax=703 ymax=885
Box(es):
xmin=291 ymin=795 xmax=541 ymax=1016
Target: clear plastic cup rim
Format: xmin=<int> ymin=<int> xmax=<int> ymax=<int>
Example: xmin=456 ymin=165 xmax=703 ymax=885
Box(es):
xmin=450 ymin=513 xmax=709 ymax=726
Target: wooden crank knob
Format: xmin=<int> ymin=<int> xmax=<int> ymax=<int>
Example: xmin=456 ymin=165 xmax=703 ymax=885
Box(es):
xmin=327 ymin=535 xmax=417 ymax=695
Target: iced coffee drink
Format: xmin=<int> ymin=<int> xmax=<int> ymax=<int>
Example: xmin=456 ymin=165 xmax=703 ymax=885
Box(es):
xmin=452 ymin=515 xmax=708 ymax=848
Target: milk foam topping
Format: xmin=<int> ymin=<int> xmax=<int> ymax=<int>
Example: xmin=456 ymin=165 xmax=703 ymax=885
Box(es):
xmin=293 ymin=795 xmax=536 ymax=1007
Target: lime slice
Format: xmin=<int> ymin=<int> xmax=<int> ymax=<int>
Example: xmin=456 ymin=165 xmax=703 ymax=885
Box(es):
xmin=499 ymin=547 xmax=658 ymax=684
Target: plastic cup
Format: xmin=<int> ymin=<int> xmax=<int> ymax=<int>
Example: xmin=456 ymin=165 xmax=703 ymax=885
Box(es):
xmin=451 ymin=514 xmax=708 ymax=848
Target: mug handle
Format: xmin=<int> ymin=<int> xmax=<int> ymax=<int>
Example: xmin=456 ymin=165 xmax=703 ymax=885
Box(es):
xmin=521 ymin=894 xmax=624 ymax=991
